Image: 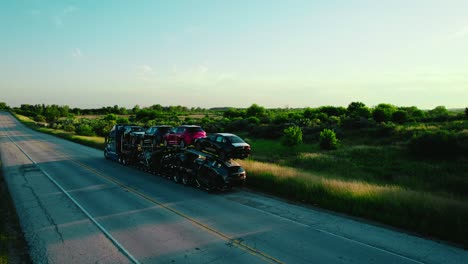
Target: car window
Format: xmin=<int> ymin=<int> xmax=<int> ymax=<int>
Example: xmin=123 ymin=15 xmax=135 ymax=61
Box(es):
xmin=187 ymin=127 xmax=203 ymax=133
xmin=216 ymin=136 xmax=223 ymax=143
xmin=226 ymin=135 xmax=244 ymax=144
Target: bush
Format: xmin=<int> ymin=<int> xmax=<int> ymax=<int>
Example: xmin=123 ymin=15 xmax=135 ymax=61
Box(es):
xmin=63 ymin=124 xmax=76 ymax=132
xmin=282 ymin=126 xmax=303 ymax=146
xmin=75 ymin=124 xmax=95 ymax=136
xmin=319 ymin=129 xmax=339 ymax=150
xmin=409 ymin=130 xmax=463 ymax=159
xmin=34 ymin=115 xmax=46 ymax=122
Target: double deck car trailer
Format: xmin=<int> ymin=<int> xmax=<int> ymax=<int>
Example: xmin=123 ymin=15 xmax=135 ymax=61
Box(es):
xmin=104 ymin=124 xmax=246 ymax=191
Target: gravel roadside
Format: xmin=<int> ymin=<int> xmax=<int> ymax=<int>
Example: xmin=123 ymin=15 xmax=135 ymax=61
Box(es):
xmin=0 ymin=160 xmax=31 ymax=264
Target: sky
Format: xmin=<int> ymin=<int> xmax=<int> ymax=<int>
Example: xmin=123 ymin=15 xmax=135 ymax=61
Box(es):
xmin=1 ymin=0 xmax=467 ymax=109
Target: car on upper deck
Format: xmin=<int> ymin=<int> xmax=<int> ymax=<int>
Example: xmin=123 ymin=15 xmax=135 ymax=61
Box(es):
xmin=163 ymin=125 xmax=206 ymax=148
xmin=144 ymin=125 xmax=172 ymax=146
xmin=195 ymin=133 xmax=251 ymax=160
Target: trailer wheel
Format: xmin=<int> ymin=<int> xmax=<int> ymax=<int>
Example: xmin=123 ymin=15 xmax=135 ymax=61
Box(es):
xmin=182 ymin=173 xmax=192 ymax=186
xmin=179 ymin=140 xmax=186 ymax=148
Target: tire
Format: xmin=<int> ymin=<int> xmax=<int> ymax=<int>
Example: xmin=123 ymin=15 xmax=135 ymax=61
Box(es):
xmin=182 ymin=172 xmax=192 ymax=186
xmin=173 ymin=170 xmax=182 ymax=183
xmin=179 ymin=140 xmax=186 ymax=148
xmin=104 ymin=150 xmax=109 ymax=160
xmin=163 ymin=140 xmax=168 ymax=147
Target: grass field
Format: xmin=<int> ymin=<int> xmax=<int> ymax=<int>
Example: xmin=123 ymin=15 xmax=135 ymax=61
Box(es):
xmin=12 ymin=113 xmax=468 ymax=248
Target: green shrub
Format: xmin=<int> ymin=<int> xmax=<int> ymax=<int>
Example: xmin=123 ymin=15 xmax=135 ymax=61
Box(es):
xmin=34 ymin=114 xmax=46 ymax=122
xmin=282 ymin=126 xmax=303 ymax=146
xmin=409 ymin=130 xmax=463 ymax=159
xmin=319 ymin=129 xmax=339 ymax=150
xmin=63 ymin=124 xmax=76 ymax=132
xmin=75 ymin=124 xmax=95 ymax=136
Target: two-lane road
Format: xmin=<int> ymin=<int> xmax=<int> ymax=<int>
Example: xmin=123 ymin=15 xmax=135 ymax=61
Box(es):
xmin=0 ymin=112 xmax=466 ymax=263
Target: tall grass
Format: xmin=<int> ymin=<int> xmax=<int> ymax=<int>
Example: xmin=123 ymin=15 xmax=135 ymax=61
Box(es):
xmin=12 ymin=113 xmax=468 ymax=247
xmin=13 ymin=114 xmax=105 ymax=149
xmin=239 ymin=159 xmax=468 ymax=247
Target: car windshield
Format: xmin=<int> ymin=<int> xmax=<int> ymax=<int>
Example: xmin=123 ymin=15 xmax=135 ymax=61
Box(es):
xmin=131 ymin=126 xmax=144 ymax=132
xmin=226 ymin=135 xmax=245 ymax=144
xmin=159 ymin=127 xmax=171 ymax=133
xmin=187 ymin=127 xmax=203 ymax=133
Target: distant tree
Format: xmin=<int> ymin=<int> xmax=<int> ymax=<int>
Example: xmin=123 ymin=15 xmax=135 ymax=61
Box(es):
xmin=282 ymin=126 xmax=303 ymax=146
xmin=319 ymin=129 xmax=339 ymax=150
xmin=246 ymin=104 xmax=266 ymax=118
xmin=303 ymin=107 xmax=317 ymax=119
xmin=428 ymin=106 xmax=449 ymax=121
xmin=392 ymin=110 xmax=408 ymax=124
xmin=465 ymin=107 xmax=468 ymax=119
xmin=224 ymin=108 xmax=245 ymax=119
xmin=347 ymin=102 xmax=371 ymax=118
xmin=318 ymin=106 xmax=346 ymax=117
xmin=372 ymin=104 xmax=397 ymax=123
xmin=0 ymin=102 xmax=8 ymax=110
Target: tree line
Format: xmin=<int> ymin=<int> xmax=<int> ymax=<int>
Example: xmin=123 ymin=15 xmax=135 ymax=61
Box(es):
xmin=1 ymin=101 xmax=466 ymax=157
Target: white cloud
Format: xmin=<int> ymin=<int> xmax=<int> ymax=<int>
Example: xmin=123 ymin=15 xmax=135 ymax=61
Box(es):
xmin=136 ymin=65 xmax=155 ymax=81
xmin=453 ymin=27 xmax=468 ymax=38
xmin=53 ymin=5 xmax=78 ymax=27
xmin=71 ymin=48 xmax=82 ymax=58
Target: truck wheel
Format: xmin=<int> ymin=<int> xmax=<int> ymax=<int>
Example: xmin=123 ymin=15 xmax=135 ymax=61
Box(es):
xmin=104 ymin=150 xmax=109 ymax=160
xmin=163 ymin=140 xmax=168 ymax=147
xmin=179 ymin=140 xmax=186 ymax=148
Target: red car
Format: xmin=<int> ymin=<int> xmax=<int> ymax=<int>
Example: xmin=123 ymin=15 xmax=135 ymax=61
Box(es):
xmin=163 ymin=125 xmax=206 ymax=148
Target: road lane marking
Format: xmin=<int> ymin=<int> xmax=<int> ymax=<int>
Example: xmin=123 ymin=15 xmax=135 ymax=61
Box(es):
xmin=73 ymin=160 xmax=285 ymax=264
xmin=4 ymin=133 xmax=141 ymax=264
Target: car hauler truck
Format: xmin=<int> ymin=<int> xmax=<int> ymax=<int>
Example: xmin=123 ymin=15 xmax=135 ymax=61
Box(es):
xmin=104 ymin=124 xmax=246 ymax=191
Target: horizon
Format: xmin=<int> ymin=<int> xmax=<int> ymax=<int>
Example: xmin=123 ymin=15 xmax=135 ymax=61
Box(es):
xmin=1 ymin=1 xmax=467 ymax=109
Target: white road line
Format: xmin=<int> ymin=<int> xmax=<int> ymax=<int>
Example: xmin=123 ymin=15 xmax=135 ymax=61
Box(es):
xmin=234 ymin=195 xmax=426 ymax=264
xmin=5 ymin=132 xmax=141 ymax=264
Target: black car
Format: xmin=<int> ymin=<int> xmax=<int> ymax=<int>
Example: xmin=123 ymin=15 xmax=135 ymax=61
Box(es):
xmin=145 ymin=125 xmax=172 ymax=145
xmin=197 ymin=158 xmax=246 ymax=190
xmin=172 ymin=149 xmax=246 ymax=191
xmin=195 ymin=133 xmax=251 ymax=160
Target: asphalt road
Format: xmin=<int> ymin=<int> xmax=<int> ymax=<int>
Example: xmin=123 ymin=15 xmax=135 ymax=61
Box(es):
xmin=0 ymin=111 xmax=466 ymax=264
